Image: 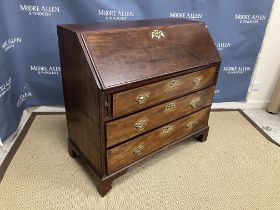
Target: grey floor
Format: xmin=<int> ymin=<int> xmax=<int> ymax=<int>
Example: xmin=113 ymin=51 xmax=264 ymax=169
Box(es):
xmin=242 ymin=109 xmax=280 ymax=145
xmin=0 ymin=134 xmax=16 ymax=165
xmin=0 ymin=109 xmax=279 ymax=166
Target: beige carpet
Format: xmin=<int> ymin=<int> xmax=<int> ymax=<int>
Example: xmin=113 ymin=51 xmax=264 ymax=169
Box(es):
xmin=0 ymin=111 xmax=279 ymax=210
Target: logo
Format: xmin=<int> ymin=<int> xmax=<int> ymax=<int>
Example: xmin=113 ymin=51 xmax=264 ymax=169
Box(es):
xmin=214 ymin=89 xmax=220 ymax=95
xmin=19 ymin=4 xmax=60 ymax=16
xmin=2 ymin=38 xmax=22 ymax=52
xmin=0 ymin=77 xmax=11 ymax=98
xmin=170 ymin=12 xmax=203 ymax=20
xmin=152 ymin=30 xmax=165 ymax=40
xmin=223 ymin=66 xmax=251 ymax=74
xmin=30 ymin=65 xmax=61 ymax=75
xmin=216 ymin=42 xmax=231 ymax=51
xmin=97 ymin=9 xmax=134 ymax=21
xmin=234 ymin=14 xmax=266 ymax=24
xmin=17 ymin=86 xmax=32 ymax=108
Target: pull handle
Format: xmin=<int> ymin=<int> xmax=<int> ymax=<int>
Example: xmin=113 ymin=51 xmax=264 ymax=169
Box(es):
xmin=135 ymin=119 xmax=147 ymax=132
xmin=189 ymin=98 xmax=201 ymax=109
xmin=166 ymin=79 xmax=180 ymax=92
xmin=132 ymin=145 xmax=145 ymax=156
xmin=186 ymin=121 xmax=197 ymax=129
xmin=136 ymin=93 xmax=149 ymax=104
xmin=162 ymin=125 xmax=173 ymax=134
xmin=165 ymin=103 xmax=176 ymax=112
xmin=192 ymin=77 xmax=203 ymax=86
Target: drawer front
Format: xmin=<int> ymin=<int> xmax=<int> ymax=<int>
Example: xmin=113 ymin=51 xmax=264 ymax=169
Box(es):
xmin=112 ymin=67 xmax=217 ymax=117
xmin=107 ymin=107 xmax=210 ymax=174
xmin=106 ymin=86 xmax=214 ymax=148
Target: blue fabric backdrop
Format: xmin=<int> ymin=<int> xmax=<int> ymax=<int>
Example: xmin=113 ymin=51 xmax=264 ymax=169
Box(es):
xmin=0 ymin=0 xmax=274 ymax=142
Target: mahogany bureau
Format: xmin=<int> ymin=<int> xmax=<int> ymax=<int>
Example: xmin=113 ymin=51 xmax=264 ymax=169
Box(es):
xmin=57 ymin=19 xmax=221 ymax=196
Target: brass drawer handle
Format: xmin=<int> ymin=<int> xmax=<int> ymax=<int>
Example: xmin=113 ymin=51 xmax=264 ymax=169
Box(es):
xmin=136 ymin=93 xmax=149 ymax=104
xmin=165 ymin=103 xmax=176 ymax=112
xmin=135 ymin=119 xmax=147 ymax=131
xmin=162 ymin=125 xmax=173 ymax=134
xmin=165 ymin=79 xmax=180 ymax=92
xmin=189 ymin=98 xmax=200 ymax=109
xmin=192 ymin=77 xmax=203 ymax=86
xmin=132 ymin=144 xmax=145 ymax=156
xmin=186 ymin=121 xmax=197 ymax=129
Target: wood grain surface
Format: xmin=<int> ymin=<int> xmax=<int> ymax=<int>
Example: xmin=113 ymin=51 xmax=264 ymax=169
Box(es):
xmin=106 ymin=87 xmax=215 ymax=147
xmin=82 ymin=23 xmax=219 ymax=89
xmin=112 ymin=67 xmax=217 ymax=117
xmin=107 ymin=107 xmax=210 ymax=174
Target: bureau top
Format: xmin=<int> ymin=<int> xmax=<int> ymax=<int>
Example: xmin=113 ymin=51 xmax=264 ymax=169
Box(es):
xmin=58 ymin=19 xmax=220 ymax=89
xmin=59 ymin=19 xmax=199 ymax=33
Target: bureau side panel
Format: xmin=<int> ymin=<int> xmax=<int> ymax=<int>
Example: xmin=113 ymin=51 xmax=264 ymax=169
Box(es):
xmin=57 ymin=28 xmax=77 ymax=145
xmin=57 ymin=27 xmax=103 ymax=174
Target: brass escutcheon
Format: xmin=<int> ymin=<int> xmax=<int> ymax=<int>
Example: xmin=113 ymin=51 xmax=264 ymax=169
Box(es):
xmin=189 ymin=98 xmax=200 ymax=109
xmin=162 ymin=125 xmax=173 ymax=134
xmin=186 ymin=121 xmax=197 ymax=129
xmin=166 ymin=79 xmax=180 ymax=92
xmin=135 ymin=119 xmax=147 ymax=131
xmin=151 ymin=30 xmax=165 ymax=39
xmin=165 ymin=103 xmax=176 ymax=112
xmin=192 ymin=77 xmax=203 ymax=86
xmin=136 ymin=93 xmax=149 ymax=104
xmin=132 ymin=144 xmax=145 ymax=156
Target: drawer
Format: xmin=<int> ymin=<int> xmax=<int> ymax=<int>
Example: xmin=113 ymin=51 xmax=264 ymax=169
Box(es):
xmin=112 ymin=67 xmax=217 ymax=117
xmin=106 ymin=86 xmax=214 ymax=148
xmin=107 ymin=107 xmax=210 ymax=174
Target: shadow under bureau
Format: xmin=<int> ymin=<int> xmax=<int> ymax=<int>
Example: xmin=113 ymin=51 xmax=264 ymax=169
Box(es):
xmin=57 ymin=18 xmax=221 ymax=196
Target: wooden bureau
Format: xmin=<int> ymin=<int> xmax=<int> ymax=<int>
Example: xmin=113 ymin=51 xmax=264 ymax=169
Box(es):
xmin=57 ymin=19 xmax=221 ymax=196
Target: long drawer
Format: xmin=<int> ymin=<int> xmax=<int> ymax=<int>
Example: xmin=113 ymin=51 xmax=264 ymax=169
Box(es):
xmin=112 ymin=67 xmax=217 ymax=117
xmin=106 ymin=86 xmax=214 ymax=148
xmin=107 ymin=107 xmax=210 ymax=174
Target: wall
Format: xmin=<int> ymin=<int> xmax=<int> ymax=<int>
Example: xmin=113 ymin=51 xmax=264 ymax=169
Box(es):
xmin=213 ymin=0 xmax=280 ymax=109
xmin=245 ymin=0 xmax=280 ymax=109
xmin=1 ymin=1 xmax=279 ymax=145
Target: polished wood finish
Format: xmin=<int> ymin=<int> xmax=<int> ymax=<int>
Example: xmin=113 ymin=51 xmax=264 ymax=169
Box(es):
xmin=107 ymin=107 xmax=210 ymax=174
xmin=112 ymin=67 xmax=217 ymax=117
xmin=106 ymin=87 xmax=215 ymax=147
xmin=57 ymin=18 xmax=221 ymax=196
xmin=57 ymin=28 xmax=103 ymax=175
xmin=82 ymin=24 xmax=219 ymax=89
